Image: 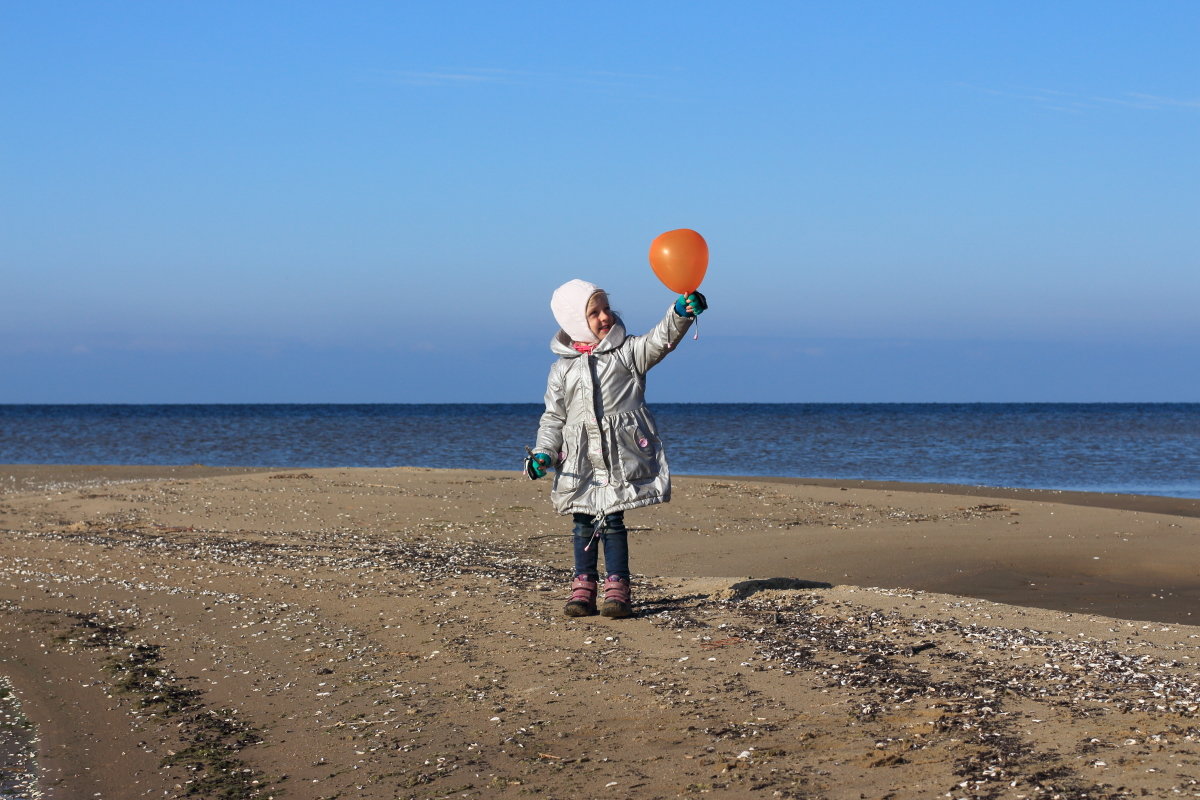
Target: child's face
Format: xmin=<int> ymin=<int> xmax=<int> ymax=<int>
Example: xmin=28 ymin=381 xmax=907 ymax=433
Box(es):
xmin=586 ymin=292 xmax=615 ymax=339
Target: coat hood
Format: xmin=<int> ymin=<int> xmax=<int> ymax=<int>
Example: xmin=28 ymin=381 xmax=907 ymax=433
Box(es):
xmin=551 ymin=318 xmax=627 ymax=357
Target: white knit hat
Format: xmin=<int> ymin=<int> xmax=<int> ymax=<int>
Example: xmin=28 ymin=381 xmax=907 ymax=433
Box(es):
xmin=550 ymin=279 xmax=604 ymax=343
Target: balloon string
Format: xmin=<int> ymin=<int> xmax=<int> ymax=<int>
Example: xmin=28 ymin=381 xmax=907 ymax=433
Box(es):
xmin=692 ymin=315 xmax=700 ymax=341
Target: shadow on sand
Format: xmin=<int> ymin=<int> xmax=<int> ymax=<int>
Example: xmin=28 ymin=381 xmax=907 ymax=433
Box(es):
xmin=636 ymin=577 xmax=834 ymax=617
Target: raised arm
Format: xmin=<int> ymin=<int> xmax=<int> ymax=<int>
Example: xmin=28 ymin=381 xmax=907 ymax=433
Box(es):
xmin=628 ymin=292 xmax=706 ymax=373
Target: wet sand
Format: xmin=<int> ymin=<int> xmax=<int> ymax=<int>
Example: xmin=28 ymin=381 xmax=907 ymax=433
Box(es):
xmin=2 ymin=465 xmax=1200 ymax=798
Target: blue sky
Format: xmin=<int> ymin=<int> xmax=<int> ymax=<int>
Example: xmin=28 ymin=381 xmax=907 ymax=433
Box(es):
xmin=2 ymin=1 xmax=1197 ymax=402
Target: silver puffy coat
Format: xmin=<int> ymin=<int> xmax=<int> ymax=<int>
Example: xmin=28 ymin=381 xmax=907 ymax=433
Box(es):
xmin=534 ymin=305 xmax=694 ymax=516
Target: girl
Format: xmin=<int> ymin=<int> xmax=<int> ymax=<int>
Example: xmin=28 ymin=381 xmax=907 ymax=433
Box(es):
xmin=527 ymin=278 xmax=706 ymax=618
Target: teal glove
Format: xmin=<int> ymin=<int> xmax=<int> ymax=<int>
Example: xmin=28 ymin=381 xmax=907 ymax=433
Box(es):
xmin=674 ymin=291 xmax=708 ymax=318
xmin=526 ymin=452 xmax=552 ymax=480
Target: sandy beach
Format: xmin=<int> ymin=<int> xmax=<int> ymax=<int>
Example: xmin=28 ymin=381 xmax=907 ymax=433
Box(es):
xmin=3 ymin=465 xmax=1200 ymax=799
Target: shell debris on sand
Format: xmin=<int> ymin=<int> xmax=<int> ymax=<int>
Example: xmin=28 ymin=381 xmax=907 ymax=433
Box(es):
xmin=0 ymin=674 xmax=40 ymax=800
xmin=1 ymin=465 xmax=1200 ymax=799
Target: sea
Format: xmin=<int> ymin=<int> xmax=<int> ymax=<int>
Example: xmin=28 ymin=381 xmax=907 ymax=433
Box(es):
xmin=1 ymin=403 xmax=1199 ymax=498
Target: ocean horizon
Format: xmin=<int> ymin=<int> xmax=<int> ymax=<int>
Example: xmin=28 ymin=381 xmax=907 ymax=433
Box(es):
xmin=2 ymin=402 xmax=1198 ymax=499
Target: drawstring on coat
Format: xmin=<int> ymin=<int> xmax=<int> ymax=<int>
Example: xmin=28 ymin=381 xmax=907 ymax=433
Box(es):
xmin=583 ymin=510 xmax=608 ymax=552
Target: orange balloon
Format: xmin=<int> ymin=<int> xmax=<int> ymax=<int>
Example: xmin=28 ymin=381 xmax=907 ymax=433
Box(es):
xmin=648 ymin=228 xmax=708 ymax=294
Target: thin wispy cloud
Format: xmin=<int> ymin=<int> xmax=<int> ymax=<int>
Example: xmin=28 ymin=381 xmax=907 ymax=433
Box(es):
xmin=959 ymin=83 xmax=1094 ymax=113
xmin=960 ymin=83 xmax=1200 ymax=113
xmin=378 ymin=66 xmax=666 ymax=93
xmin=382 ymin=69 xmax=520 ymax=87
xmin=1124 ymin=92 xmax=1200 ymax=110
xmin=581 ymin=69 xmax=663 ymax=82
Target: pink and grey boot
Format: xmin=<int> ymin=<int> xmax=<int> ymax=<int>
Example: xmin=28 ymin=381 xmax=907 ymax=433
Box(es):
xmin=564 ymin=575 xmax=598 ymax=617
xmin=600 ymin=575 xmax=632 ymax=618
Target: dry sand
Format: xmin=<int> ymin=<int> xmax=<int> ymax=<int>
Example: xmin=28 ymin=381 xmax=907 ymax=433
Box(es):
xmin=2 ymin=464 xmax=1200 ymax=799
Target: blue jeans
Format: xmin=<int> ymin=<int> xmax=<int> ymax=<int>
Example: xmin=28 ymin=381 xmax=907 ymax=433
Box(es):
xmin=572 ymin=512 xmax=629 ymax=581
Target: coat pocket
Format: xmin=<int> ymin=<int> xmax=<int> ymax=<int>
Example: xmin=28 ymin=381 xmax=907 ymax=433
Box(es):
xmin=552 ymin=425 xmax=587 ymax=492
xmin=616 ymin=421 xmax=659 ymax=484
